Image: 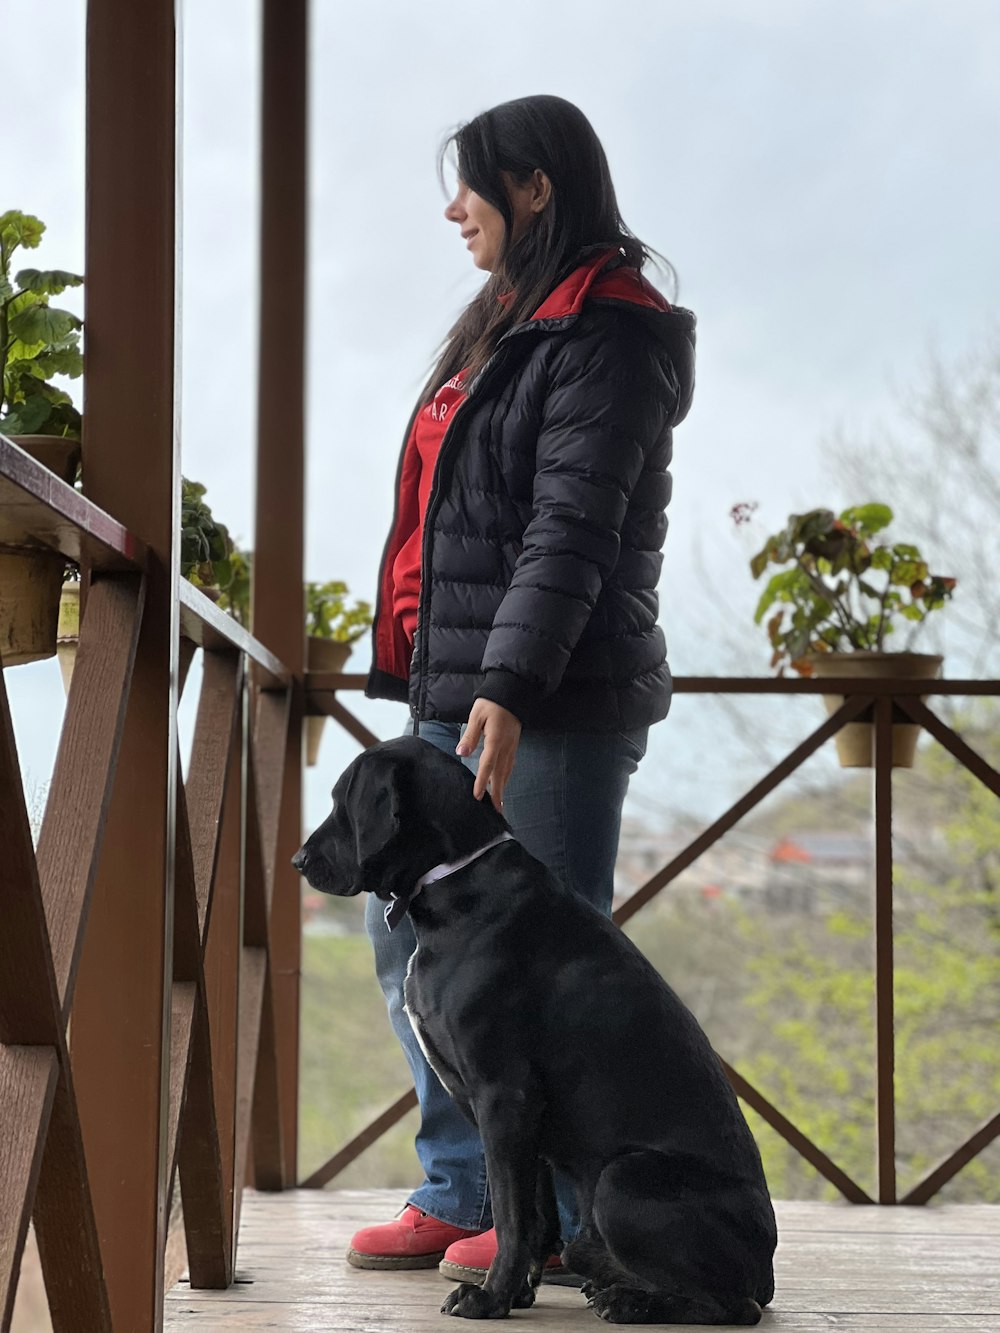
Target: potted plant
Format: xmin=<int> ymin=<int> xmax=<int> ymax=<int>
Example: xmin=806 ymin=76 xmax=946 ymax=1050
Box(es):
xmin=1 ymin=210 xmax=83 ymax=666
xmin=304 ymin=580 xmax=372 ymax=766
xmin=747 ymin=503 xmax=956 ymax=767
xmin=180 ymin=478 xmax=234 ymax=598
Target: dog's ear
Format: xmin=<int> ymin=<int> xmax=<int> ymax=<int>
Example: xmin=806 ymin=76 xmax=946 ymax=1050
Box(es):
xmin=352 ymin=760 xmax=405 ymax=873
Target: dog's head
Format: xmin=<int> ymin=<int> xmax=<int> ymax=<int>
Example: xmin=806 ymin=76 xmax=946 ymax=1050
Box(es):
xmin=292 ymin=736 xmax=507 ymax=909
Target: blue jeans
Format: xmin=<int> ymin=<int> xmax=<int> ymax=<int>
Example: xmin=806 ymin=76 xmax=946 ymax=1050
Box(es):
xmin=364 ymin=717 xmax=647 ymax=1241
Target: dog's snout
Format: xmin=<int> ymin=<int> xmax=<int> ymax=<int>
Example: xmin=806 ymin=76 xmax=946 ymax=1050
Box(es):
xmin=291 ymin=846 xmax=308 ymax=872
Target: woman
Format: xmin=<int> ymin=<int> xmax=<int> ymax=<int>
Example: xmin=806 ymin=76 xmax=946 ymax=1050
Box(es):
xmin=353 ymin=94 xmax=696 ymax=1281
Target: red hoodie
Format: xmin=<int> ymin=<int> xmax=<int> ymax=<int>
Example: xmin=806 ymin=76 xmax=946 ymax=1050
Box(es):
xmin=377 ymin=249 xmax=671 ymax=681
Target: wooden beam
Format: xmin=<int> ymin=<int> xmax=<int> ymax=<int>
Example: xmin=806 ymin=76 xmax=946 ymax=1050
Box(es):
xmin=36 ymin=573 xmax=144 ymax=1021
xmin=0 ymin=1047 xmax=58 ymax=1330
xmin=255 ymin=0 xmax=307 ymax=1188
xmin=613 ymin=695 xmax=873 ymax=928
xmin=72 ymin=0 xmax=180 ymax=1325
xmin=873 ymin=696 xmax=896 ymax=1204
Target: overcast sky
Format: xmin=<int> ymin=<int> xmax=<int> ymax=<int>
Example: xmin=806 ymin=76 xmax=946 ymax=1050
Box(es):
xmin=5 ymin=0 xmax=1000 ymax=829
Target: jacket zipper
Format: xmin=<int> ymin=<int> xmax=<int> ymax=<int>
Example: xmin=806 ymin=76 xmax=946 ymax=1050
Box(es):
xmin=412 ymin=314 xmax=581 ymax=717
xmin=412 ymin=335 xmax=524 ymax=716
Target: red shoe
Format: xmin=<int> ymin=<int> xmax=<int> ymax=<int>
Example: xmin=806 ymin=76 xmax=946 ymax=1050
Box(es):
xmin=347 ymin=1204 xmax=485 ymax=1270
xmin=439 ymin=1227 xmax=566 ymax=1285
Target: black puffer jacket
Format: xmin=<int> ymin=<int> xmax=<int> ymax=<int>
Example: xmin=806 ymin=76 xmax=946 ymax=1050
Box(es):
xmin=367 ymin=250 xmax=696 ymax=732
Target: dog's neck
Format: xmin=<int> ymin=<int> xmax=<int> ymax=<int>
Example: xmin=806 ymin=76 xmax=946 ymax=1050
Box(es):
xmin=383 ymin=832 xmax=514 ymax=931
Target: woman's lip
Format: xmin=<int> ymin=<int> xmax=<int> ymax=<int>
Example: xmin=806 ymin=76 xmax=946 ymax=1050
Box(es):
xmin=464 ymin=230 xmax=479 ymax=245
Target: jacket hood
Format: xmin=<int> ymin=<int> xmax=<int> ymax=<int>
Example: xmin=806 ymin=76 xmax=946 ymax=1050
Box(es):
xmin=529 ymin=248 xmax=696 ymax=426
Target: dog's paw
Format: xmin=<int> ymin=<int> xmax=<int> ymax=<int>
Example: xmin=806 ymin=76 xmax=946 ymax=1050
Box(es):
xmin=442 ymin=1282 xmax=510 ymax=1319
xmin=590 ymin=1283 xmax=655 ymax=1323
xmin=511 ymin=1277 xmax=537 ymax=1310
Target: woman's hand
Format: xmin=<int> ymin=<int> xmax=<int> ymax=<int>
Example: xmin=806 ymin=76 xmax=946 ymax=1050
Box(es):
xmin=457 ymin=700 xmax=522 ymax=812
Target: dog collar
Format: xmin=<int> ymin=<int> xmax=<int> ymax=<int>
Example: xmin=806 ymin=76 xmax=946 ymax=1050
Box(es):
xmin=384 ymin=832 xmax=515 ymax=931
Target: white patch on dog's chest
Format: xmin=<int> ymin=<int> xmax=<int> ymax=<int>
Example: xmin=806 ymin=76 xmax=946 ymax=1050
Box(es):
xmin=403 ymin=950 xmax=462 ymax=1099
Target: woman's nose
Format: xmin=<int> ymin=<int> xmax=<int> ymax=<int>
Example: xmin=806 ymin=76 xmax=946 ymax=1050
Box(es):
xmin=444 ymin=194 xmax=465 ymax=224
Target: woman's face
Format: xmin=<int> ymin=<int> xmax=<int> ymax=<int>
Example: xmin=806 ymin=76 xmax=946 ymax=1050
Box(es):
xmin=444 ymin=172 xmax=549 ymax=273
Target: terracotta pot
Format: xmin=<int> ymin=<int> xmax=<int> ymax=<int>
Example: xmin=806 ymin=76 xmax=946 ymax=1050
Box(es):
xmin=6 ymin=434 xmax=80 ymax=485
xmin=56 ymin=581 xmax=81 ymax=694
xmin=0 ymin=436 xmax=80 ymax=668
xmin=305 ymin=639 xmax=353 ymax=767
xmin=805 ymin=651 xmax=944 ymax=769
xmin=306 ymin=637 xmax=352 ymax=673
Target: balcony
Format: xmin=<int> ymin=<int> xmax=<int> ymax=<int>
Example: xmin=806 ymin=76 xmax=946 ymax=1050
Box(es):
xmin=3 ymin=3 xmax=999 ymax=1331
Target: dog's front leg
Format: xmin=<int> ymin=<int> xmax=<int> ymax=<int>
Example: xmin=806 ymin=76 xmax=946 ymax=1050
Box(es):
xmin=442 ymin=1091 xmax=540 ymax=1320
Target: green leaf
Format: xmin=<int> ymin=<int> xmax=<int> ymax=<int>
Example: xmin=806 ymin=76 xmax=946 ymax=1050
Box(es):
xmin=1 ymin=395 xmax=52 ymax=433
xmin=9 ymin=302 xmax=82 ymax=346
xmin=890 ymin=559 xmax=928 ymax=586
xmin=0 ymin=211 xmax=45 ymax=255
xmin=840 ymin=503 xmax=893 ymax=537
xmin=31 ymin=344 xmax=83 ymax=379
xmin=14 ymin=268 xmax=84 ymax=297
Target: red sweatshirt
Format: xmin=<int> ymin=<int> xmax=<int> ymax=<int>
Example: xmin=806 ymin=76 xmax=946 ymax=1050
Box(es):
xmin=390 ymin=371 xmax=468 ymax=647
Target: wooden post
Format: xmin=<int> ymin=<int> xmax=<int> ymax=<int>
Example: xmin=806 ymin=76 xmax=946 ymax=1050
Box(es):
xmin=873 ymin=695 xmax=896 ymax=1203
xmin=71 ymin=0 xmax=179 ymax=1325
xmin=253 ymin=0 xmax=307 ymax=1186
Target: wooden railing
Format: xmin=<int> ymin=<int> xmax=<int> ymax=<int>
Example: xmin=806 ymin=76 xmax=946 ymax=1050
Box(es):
xmin=303 ymin=671 xmax=1000 ymax=1206
xmin=0 ymin=437 xmax=297 ymax=1330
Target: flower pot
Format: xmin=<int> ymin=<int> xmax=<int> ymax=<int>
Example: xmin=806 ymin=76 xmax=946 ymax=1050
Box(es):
xmin=0 ymin=436 xmax=80 ymax=668
xmin=305 ymin=638 xmax=353 ymax=768
xmin=5 ymin=434 xmax=80 ymax=485
xmin=806 ymin=651 xmax=944 ymax=769
xmin=306 ymin=637 xmax=352 ymax=674
xmin=56 ymin=580 xmax=81 ymax=694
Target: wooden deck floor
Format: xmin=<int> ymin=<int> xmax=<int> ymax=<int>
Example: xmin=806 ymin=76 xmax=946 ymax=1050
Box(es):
xmin=164 ymin=1189 xmax=1000 ymax=1331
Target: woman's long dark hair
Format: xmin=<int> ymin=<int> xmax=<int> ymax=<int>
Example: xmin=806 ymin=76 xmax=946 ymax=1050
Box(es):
xmin=422 ymin=95 xmax=671 ymax=401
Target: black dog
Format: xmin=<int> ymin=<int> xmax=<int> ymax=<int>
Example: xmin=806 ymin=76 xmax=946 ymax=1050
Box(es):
xmin=293 ymin=737 xmax=776 ymax=1324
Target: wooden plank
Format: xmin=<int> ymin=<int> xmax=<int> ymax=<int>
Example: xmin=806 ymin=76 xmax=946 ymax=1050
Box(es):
xmin=32 ymin=1050 xmax=112 ymax=1331
xmin=179 ymin=580 xmax=287 ymax=689
xmin=897 ymin=696 xmax=1000 ymax=800
xmin=255 ymin=0 xmax=307 ymax=1191
xmin=670 ymin=676 xmax=1000 ymax=697
xmin=874 ymin=695 xmax=896 ymax=1204
xmin=201 ymin=720 xmax=245 ymax=1273
xmin=0 ymin=434 xmax=147 ymax=571
xmin=243 ymin=760 xmax=269 ymax=950
xmin=173 ymin=776 xmax=203 ymax=987
xmin=902 ymin=1110 xmax=1000 ymax=1205
xmin=725 ymin=1067 xmax=872 ymax=1204
xmin=166 ymin=982 xmax=197 ymax=1184
xmin=613 ymin=694 xmax=874 ymax=927
xmin=300 ymin=1089 xmax=417 ymax=1189
xmin=233 ymin=946 xmax=267 ymax=1233
xmin=186 ymin=651 xmax=241 ymax=939
xmin=165 ymin=1193 xmax=1000 ymax=1331
xmin=0 ymin=1046 xmax=58 ymax=1331
xmin=178 ymin=997 xmax=230 ymax=1288
xmin=0 ymin=668 xmax=61 ymax=1046
xmin=249 ymin=687 xmax=290 ymax=914
xmin=309 ymin=673 xmax=1000 ymax=700
xmin=249 ymin=964 xmax=285 ymax=1191
xmin=72 ymin=0 xmax=180 ymax=1325
xmin=36 ymin=573 xmax=144 ymax=1019
xmin=304 ymin=691 xmax=381 ymax=749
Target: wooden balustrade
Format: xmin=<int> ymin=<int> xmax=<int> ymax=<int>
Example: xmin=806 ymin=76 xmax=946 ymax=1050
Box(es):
xmin=0 ymin=439 xmax=297 ymax=1331
xmin=302 ymin=672 xmax=1000 ymax=1208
